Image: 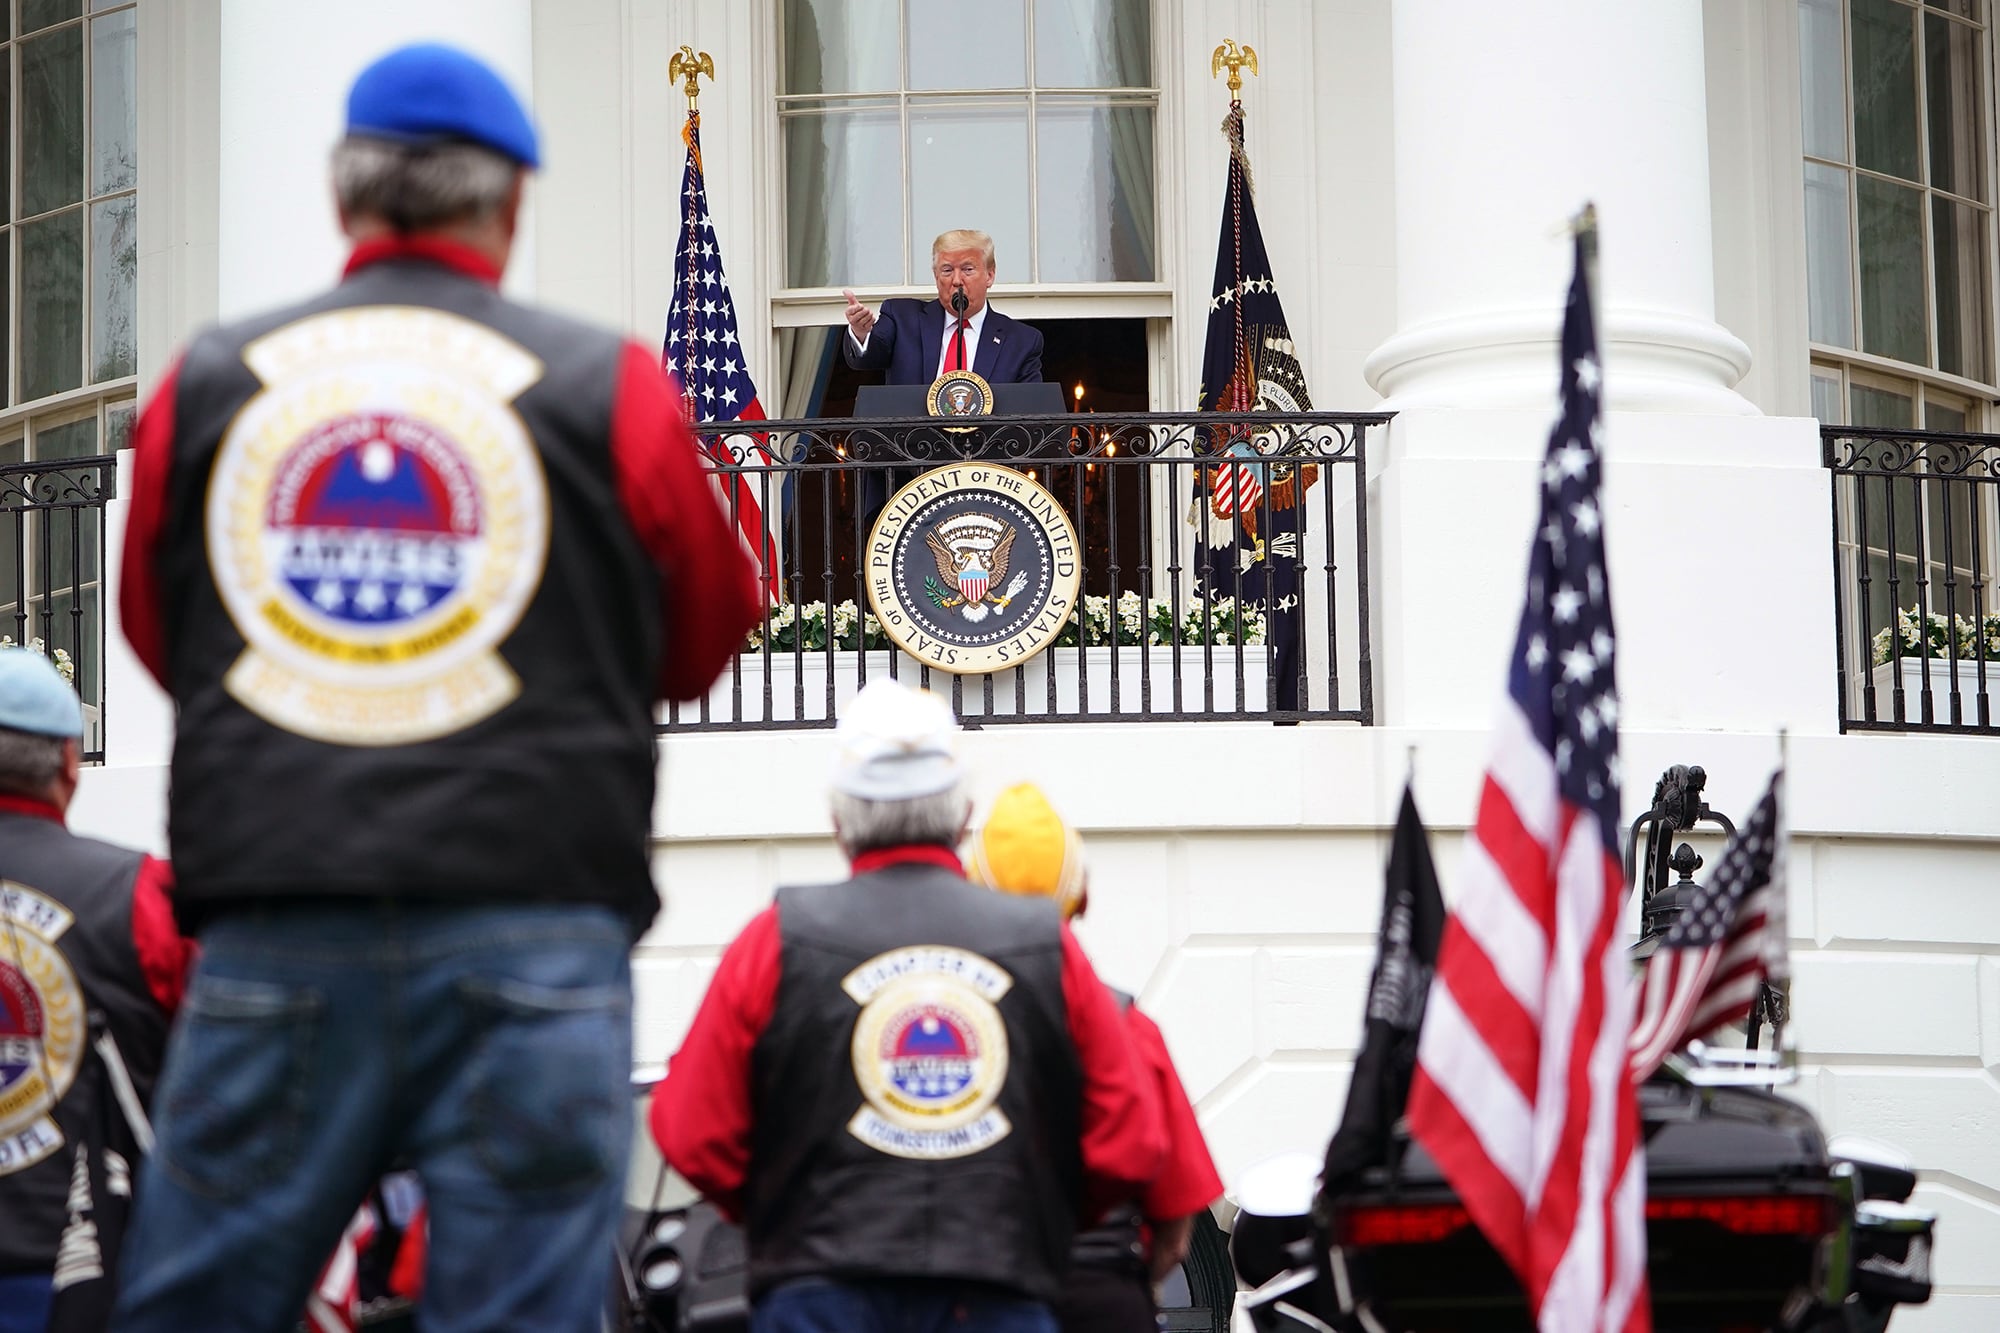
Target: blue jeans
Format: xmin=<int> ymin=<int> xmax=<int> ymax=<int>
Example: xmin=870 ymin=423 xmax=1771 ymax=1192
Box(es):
xmin=753 ymin=1277 xmax=1057 ymax=1333
xmin=111 ymin=900 xmax=632 ymax=1333
xmin=0 ymin=1273 xmax=51 ymax=1333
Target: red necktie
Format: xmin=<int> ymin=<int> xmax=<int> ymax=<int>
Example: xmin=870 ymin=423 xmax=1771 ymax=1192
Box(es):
xmin=947 ymin=318 xmax=968 ymax=373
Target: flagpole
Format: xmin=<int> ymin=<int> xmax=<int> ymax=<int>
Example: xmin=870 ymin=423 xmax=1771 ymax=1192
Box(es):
xmin=670 ymin=46 xmax=715 ymax=421
xmin=1571 ymin=201 xmax=1600 ymax=355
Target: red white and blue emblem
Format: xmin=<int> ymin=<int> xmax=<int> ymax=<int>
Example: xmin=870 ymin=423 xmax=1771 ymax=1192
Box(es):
xmin=269 ymin=415 xmax=480 ymax=627
xmin=0 ymin=883 xmax=83 ymax=1177
xmin=843 ymin=947 xmax=1014 ymax=1160
xmin=207 ymin=307 xmax=550 ymax=746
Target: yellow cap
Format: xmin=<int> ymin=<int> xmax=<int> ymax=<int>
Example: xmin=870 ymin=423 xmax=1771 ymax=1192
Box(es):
xmin=967 ymin=783 xmax=1087 ymax=919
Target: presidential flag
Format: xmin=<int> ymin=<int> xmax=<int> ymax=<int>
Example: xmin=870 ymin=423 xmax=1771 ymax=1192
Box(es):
xmin=667 ymin=109 xmax=779 ymax=599
xmin=1193 ymin=101 xmax=1315 ymax=711
xmin=1320 ymin=784 xmax=1446 ymax=1196
xmin=1628 ymin=771 xmax=1788 ymax=1081
xmin=1405 ymin=224 xmax=1651 ymax=1332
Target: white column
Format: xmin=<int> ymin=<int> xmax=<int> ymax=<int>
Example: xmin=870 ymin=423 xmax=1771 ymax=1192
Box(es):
xmin=215 ymin=0 xmax=536 ymax=320
xmin=1363 ymin=0 xmax=1754 ymax=415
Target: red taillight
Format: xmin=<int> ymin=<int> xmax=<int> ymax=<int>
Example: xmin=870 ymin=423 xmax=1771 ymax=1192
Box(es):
xmin=1335 ymin=1202 xmax=1473 ymax=1247
xmin=1644 ymin=1194 xmax=1834 ymax=1237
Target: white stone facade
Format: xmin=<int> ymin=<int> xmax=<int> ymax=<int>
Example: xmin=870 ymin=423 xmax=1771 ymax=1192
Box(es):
xmin=85 ymin=1 xmax=2000 ymax=1325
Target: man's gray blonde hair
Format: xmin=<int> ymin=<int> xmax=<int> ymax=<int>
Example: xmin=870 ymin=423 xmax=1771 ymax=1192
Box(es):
xmin=831 ymin=785 xmax=969 ymax=856
xmin=931 ymin=229 xmax=996 ymax=272
xmin=0 ymin=728 xmax=65 ymax=799
xmin=331 ymin=137 xmax=520 ymax=232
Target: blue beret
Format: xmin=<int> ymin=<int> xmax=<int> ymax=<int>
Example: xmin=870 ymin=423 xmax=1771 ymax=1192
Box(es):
xmin=0 ymin=648 xmax=82 ymax=740
xmin=345 ymin=43 xmax=540 ymax=169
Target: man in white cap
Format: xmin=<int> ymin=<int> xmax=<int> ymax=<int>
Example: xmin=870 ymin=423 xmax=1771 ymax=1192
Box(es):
xmin=111 ymin=39 xmax=758 ymax=1333
xmin=0 ymin=649 xmax=191 ymax=1333
xmin=651 ymin=679 xmax=1164 ymax=1333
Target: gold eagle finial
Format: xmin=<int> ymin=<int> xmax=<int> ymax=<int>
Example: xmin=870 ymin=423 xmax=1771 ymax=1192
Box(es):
xmin=669 ymin=46 xmax=715 ymax=112
xmin=1210 ymin=40 xmax=1258 ymax=100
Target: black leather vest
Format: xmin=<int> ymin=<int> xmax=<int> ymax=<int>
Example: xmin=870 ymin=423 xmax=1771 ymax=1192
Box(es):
xmin=745 ymin=864 xmax=1083 ymax=1301
xmin=155 ymin=259 xmax=665 ymax=935
xmin=0 ymin=812 xmax=163 ymax=1273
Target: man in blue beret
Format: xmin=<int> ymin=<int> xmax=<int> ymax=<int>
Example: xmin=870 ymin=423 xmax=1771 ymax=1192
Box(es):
xmin=109 ymin=42 xmax=761 ymax=1333
xmin=0 ymin=649 xmax=191 ymax=1333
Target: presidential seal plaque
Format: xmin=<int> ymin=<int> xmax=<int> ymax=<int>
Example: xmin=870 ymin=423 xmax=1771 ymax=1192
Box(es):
xmin=926 ymin=369 xmax=994 ymax=420
xmin=865 ymin=465 xmax=1081 ymax=675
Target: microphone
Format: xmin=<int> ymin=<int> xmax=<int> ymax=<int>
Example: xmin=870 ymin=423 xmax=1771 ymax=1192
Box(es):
xmin=950 ymin=288 xmax=968 ymax=317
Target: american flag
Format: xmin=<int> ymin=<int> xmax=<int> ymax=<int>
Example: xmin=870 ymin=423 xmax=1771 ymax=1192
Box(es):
xmin=666 ymin=110 xmax=779 ymax=599
xmin=1209 ymin=443 xmax=1265 ymax=517
xmin=1628 ymin=771 xmax=1787 ymax=1081
xmin=1406 ymin=225 xmax=1651 ymax=1333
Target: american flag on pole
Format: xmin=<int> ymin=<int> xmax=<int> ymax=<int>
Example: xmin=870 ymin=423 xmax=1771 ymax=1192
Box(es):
xmin=667 ymin=109 xmax=779 ymax=599
xmin=1405 ymin=220 xmax=1651 ymax=1332
xmin=1628 ymin=772 xmax=1788 ymax=1081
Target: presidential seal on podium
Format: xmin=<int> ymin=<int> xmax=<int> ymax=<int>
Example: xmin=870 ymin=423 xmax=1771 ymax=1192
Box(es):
xmin=926 ymin=369 xmax=994 ymax=422
xmin=864 ymin=465 xmax=1081 ymax=675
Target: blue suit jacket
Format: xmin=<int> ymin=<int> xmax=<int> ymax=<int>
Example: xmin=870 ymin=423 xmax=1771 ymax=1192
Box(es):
xmin=843 ymin=297 xmax=1044 ymax=385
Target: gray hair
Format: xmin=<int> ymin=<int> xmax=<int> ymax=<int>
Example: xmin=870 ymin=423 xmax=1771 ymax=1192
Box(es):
xmin=831 ymin=786 xmax=969 ymax=856
xmin=0 ymin=728 xmax=65 ymax=798
xmin=331 ymin=136 xmax=520 ymax=232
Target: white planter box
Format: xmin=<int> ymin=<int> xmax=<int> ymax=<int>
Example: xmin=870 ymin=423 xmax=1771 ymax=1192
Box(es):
xmin=1867 ymin=658 xmax=2000 ymax=722
xmin=673 ymin=645 xmax=1274 ymax=726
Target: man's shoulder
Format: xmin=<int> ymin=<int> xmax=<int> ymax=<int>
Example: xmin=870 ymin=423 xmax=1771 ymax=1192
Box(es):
xmin=881 ymin=297 xmax=935 ymax=322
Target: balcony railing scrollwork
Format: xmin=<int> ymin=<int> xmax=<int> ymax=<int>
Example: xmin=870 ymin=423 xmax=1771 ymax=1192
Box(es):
xmin=665 ymin=410 xmax=1389 ymax=731
xmin=0 ymin=454 xmax=116 ymax=760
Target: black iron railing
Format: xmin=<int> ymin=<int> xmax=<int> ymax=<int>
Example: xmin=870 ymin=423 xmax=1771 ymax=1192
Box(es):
xmin=1825 ymin=425 xmax=2000 ymax=734
xmin=0 ymin=455 xmax=116 ymax=760
xmin=662 ymin=410 xmax=1388 ymax=730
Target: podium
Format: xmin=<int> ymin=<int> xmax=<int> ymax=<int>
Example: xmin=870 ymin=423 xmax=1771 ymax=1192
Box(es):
xmin=852 ymin=381 xmax=1068 ymax=525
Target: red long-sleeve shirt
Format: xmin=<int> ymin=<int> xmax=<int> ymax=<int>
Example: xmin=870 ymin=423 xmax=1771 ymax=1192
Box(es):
xmin=651 ymin=846 xmax=1167 ymax=1226
xmin=0 ymin=794 xmax=193 ymax=1014
xmin=1123 ymin=1003 xmax=1224 ymax=1221
xmin=120 ymin=236 xmax=760 ymax=704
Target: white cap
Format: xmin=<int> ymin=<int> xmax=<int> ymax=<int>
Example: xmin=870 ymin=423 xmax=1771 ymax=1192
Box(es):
xmin=831 ymin=680 xmax=961 ymax=801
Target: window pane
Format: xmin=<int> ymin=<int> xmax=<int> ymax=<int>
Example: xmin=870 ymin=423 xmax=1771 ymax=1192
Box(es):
xmin=1926 ymin=398 xmax=1970 ymax=430
xmin=21 ymin=209 xmax=84 ymax=401
xmin=91 ymin=10 xmax=136 ymax=194
xmin=1035 ymin=0 xmax=1152 ymax=88
xmin=1800 ymin=0 xmax=1849 ymax=161
xmin=1925 ymin=478 xmax=1973 ymax=579
xmin=909 ymin=0 xmax=1025 ymax=90
xmin=1857 ymin=175 xmax=1927 ymax=364
xmin=1926 ymin=0 xmax=1980 ymax=16
xmin=35 ymin=414 xmax=95 ymax=460
xmin=105 ymin=400 xmax=133 ymax=452
xmin=0 ymin=240 xmax=9 ymax=409
xmin=1926 ymin=13 xmax=1987 ymax=200
xmin=1853 ymin=0 xmax=1922 ymax=180
xmin=22 ymin=25 xmax=85 ymax=217
xmin=1805 ymin=162 xmax=1856 ymax=345
xmin=908 ymin=100 xmax=1030 ymax=279
xmin=1035 ymin=101 xmax=1154 ymax=281
xmin=90 ymin=194 xmax=135 ymax=380
xmin=22 ymin=0 xmax=82 ymax=35
xmin=1932 ymin=197 xmax=1991 ymax=380
xmin=1853 ymin=381 xmax=1917 ymax=426
xmin=781 ymin=0 xmax=898 ymax=94
xmin=784 ymin=106 xmax=903 ymax=287
xmin=1812 ymin=368 xmax=1844 ymax=422
xmin=1 ymin=62 xmax=11 ymax=223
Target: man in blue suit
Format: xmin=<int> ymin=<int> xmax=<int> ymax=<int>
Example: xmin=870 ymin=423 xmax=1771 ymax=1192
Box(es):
xmin=842 ymin=229 xmax=1046 ymax=524
xmin=842 ymin=228 xmax=1044 ymax=386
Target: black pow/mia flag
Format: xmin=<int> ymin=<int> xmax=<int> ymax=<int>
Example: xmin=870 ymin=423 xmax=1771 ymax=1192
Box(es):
xmin=1193 ymin=100 xmax=1320 ymax=712
xmin=1319 ymin=786 xmax=1447 ymax=1197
